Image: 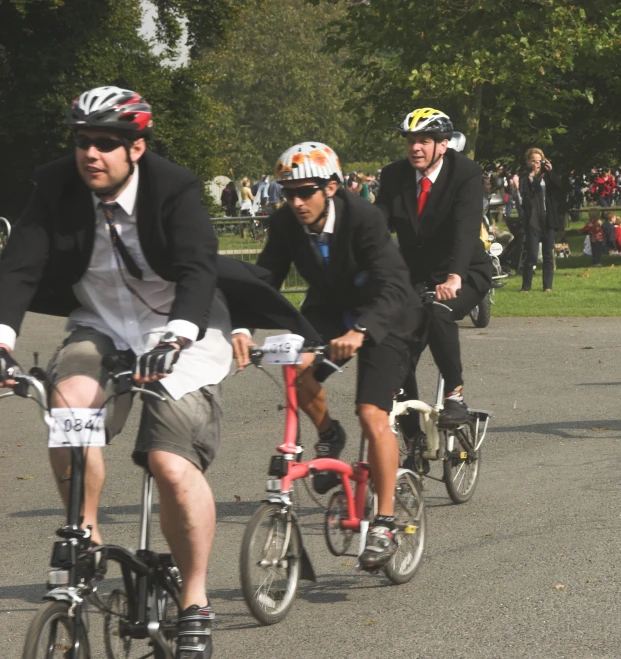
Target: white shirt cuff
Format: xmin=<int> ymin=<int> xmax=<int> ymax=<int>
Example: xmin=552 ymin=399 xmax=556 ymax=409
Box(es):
xmin=165 ymin=319 xmax=199 ymax=343
xmin=0 ymin=324 xmax=17 ymax=351
xmin=231 ymin=328 xmax=252 ymax=338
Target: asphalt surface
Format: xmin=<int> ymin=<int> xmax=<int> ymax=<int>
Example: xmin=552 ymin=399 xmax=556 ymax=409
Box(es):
xmin=1 ymin=312 xmax=621 ymax=658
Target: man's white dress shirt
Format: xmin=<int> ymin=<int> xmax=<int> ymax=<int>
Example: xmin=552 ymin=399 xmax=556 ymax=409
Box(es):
xmin=0 ymin=168 xmax=232 ymax=400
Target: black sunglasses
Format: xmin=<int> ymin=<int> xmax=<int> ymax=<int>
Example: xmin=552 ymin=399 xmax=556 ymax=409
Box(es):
xmin=283 ymin=184 xmax=324 ymax=201
xmin=74 ymin=134 xmax=126 ymax=153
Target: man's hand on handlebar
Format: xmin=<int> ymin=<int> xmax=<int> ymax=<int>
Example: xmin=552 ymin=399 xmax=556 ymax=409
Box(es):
xmin=232 ymin=332 xmax=257 ymax=371
xmin=330 ymin=329 xmax=365 ymax=362
xmin=0 ymin=346 xmax=17 ymax=388
xmin=133 ymin=342 xmax=182 ymax=384
xmin=435 ymin=274 xmax=462 ymax=301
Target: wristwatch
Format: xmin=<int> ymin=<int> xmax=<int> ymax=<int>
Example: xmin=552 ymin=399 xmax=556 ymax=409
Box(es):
xmin=160 ymin=331 xmax=191 ymax=350
xmin=352 ymin=323 xmax=368 ymax=336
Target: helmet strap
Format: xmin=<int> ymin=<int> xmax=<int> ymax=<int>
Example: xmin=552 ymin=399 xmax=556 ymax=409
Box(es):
xmin=307 ymin=186 xmax=330 ymax=229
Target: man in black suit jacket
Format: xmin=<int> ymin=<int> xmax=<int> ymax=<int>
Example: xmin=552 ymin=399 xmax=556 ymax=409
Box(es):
xmin=0 ymin=87 xmax=316 ymax=659
xmin=376 ymin=108 xmax=492 ymax=429
xmin=233 ymin=141 xmax=424 ymax=570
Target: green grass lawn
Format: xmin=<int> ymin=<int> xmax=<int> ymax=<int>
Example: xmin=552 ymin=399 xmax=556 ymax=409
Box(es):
xmin=215 ymin=222 xmax=621 ymax=317
xmin=493 ymin=263 xmax=621 ymax=317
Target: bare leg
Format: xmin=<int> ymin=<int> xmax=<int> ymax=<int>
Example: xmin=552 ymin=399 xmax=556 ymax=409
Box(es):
xmin=148 ymin=451 xmax=214 ymax=610
xmin=295 ymin=355 xmax=331 ymax=432
xmin=358 ymin=404 xmax=397 ymax=517
xmin=49 ymin=375 xmax=106 ymax=544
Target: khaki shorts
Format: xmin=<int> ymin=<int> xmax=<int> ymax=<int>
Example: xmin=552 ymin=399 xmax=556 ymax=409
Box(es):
xmin=47 ymin=327 xmax=222 ymax=472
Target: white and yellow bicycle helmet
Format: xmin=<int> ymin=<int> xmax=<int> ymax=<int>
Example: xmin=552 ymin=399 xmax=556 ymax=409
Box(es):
xmin=398 ymin=107 xmax=454 ymax=138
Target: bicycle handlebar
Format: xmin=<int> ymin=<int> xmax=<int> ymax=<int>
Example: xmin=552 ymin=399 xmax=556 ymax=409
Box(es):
xmin=0 ymin=354 xmax=166 ymax=426
xmin=248 ymin=344 xmax=342 ymax=373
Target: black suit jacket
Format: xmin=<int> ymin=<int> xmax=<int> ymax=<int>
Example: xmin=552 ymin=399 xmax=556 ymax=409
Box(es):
xmin=519 ymin=169 xmax=563 ymax=232
xmin=376 ymin=149 xmax=492 ymax=295
xmin=256 ymin=189 xmax=423 ymax=345
xmin=0 ymin=151 xmax=321 ymax=342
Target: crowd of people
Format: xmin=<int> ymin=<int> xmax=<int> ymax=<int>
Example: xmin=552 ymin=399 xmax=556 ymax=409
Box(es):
xmin=222 ymin=170 xmax=382 ymax=216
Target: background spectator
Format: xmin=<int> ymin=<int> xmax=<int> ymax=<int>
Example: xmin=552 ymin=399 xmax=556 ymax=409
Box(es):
xmin=221 ymin=181 xmax=238 ymax=217
xmin=579 ymin=204 xmax=605 ymax=266
xmin=519 ymin=147 xmax=563 ymax=292
xmin=240 ymin=176 xmax=254 ymax=216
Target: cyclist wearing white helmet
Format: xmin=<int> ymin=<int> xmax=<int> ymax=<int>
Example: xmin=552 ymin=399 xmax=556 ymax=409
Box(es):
xmin=377 ymin=108 xmax=492 ymax=434
xmin=233 ymin=141 xmax=424 ymax=569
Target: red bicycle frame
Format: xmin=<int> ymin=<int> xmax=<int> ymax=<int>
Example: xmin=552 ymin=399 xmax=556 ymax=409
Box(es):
xmin=274 ymin=364 xmax=370 ymax=531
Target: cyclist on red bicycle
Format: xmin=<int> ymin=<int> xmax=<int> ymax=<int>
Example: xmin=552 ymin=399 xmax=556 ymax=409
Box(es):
xmin=233 ymin=142 xmax=424 ymax=569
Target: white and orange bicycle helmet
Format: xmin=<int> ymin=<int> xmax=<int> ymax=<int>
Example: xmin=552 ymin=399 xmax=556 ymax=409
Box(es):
xmin=274 ymin=142 xmax=344 ymax=184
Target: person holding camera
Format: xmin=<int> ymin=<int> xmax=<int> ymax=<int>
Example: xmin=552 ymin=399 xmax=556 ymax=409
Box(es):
xmin=519 ymin=148 xmax=563 ymax=292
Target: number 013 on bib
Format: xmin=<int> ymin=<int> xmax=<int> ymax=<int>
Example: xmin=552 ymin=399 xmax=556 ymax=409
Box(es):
xmin=47 ymin=408 xmax=106 ymax=448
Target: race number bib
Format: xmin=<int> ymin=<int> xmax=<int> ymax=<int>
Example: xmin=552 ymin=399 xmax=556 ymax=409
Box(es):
xmin=261 ymin=334 xmax=304 ymax=365
xmin=47 ymin=408 xmax=106 ymax=448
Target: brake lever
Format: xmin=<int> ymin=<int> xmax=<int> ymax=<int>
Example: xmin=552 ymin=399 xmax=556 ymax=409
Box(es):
xmin=130 ymin=387 xmax=167 ymax=402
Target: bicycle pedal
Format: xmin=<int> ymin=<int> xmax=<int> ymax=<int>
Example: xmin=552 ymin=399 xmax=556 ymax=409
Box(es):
xmin=459 ymin=451 xmax=468 ymax=460
xmin=404 ymin=525 xmax=417 ymax=535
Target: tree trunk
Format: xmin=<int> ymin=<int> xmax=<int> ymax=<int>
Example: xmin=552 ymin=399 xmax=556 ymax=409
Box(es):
xmin=458 ymin=84 xmax=483 ymax=160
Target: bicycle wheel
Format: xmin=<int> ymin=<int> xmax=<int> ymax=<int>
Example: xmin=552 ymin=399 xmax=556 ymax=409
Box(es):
xmin=383 ymin=472 xmax=426 ymax=585
xmin=240 ymin=503 xmax=301 ymax=625
xmin=443 ymin=423 xmax=481 ymax=504
xmin=325 ymin=491 xmax=353 ymax=556
xmin=22 ymin=600 xmax=90 ymax=659
xmin=103 ymin=589 xmax=131 ymax=659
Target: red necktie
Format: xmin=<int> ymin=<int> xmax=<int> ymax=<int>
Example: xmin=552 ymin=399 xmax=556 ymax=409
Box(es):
xmin=418 ymin=176 xmax=431 ymax=216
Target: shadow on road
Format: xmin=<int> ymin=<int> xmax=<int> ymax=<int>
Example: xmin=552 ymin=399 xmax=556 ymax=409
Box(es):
xmin=0 ymin=583 xmax=46 ymax=604
xmin=492 ymin=419 xmax=621 ymax=438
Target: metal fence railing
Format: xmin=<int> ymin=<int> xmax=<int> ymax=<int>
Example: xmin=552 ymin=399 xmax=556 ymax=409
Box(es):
xmin=212 ymin=217 xmax=307 ymax=295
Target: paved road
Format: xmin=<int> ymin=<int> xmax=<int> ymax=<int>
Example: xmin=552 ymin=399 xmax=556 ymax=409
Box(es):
xmin=1 ymin=312 xmax=621 ymax=658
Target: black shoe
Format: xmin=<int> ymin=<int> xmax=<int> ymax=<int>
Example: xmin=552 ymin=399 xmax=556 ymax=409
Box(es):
xmin=358 ymin=525 xmax=398 ymax=571
xmin=402 ymin=431 xmax=430 ymax=475
xmin=177 ymin=603 xmax=214 ymax=659
xmin=313 ymin=420 xmax=346 ymax=494
xmin=438 ymin=398 xmax=469 ymax=428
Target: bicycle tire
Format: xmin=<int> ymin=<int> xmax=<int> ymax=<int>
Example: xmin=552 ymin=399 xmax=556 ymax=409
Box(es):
xmin=240 ymin=503 xmax=301 ymax=625
xmin=22 ymin=600 xmax=90 ymax=659
xmin=383 ymin=472 xmax=426 ymax=585
xmin=443 ymin=423 xmax=481 ymax=504
xmin=103 ymin=589 xmax=131 ymax=659
xmin=324 ymin=491 xmax=354 ymax=556
xmin=470 ymin=291 xmax=492 ymax=328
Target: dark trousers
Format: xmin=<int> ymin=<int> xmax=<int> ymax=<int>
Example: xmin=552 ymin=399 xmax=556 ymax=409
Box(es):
xmin=521 ymin=228 xmax=555 ymax=291
xmin=591 ymin=240 xmax=605 ymax=265
xmin=399 ymin=281 xmax=483 ymax=437
xmin=405 ymin=281 xmax=483 ymax=396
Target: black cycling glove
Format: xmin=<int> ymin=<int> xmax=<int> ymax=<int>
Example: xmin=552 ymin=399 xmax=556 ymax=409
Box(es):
xmin=135 ymin=343 xmax=181 ymax=379
xmin=0 ymin=348 xmax=19 ymax=383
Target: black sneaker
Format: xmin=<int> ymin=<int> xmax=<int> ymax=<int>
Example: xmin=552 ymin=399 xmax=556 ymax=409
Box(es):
xmin=177 ymin=603 xmax=214 ymax=659
xmin=402 ymin=431 xmax=430 ymax=475
xmin=438 ymin=398 xmax=469 ymax=428
xmin=313 ymin=420 xmax=346 ymax=494
xmin=358 ymin=525 xmax=398 ymax=571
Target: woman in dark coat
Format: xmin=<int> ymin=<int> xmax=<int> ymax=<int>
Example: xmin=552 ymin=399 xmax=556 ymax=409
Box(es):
xmin=519 ymin=148 xmax=563 ymax=292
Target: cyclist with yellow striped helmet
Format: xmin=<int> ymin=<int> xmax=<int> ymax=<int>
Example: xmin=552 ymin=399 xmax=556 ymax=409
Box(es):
xmin=376 ymin=107 xmax=492 ymax=435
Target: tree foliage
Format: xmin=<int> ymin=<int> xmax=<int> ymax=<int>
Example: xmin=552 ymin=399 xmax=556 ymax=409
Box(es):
xmin=322 ymin=0 xmax=621 ymax=170
xmin=0 ymin=0 xmax=239 ymax=219
xmin=201 ymin=0 xmax=400 ymax=179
